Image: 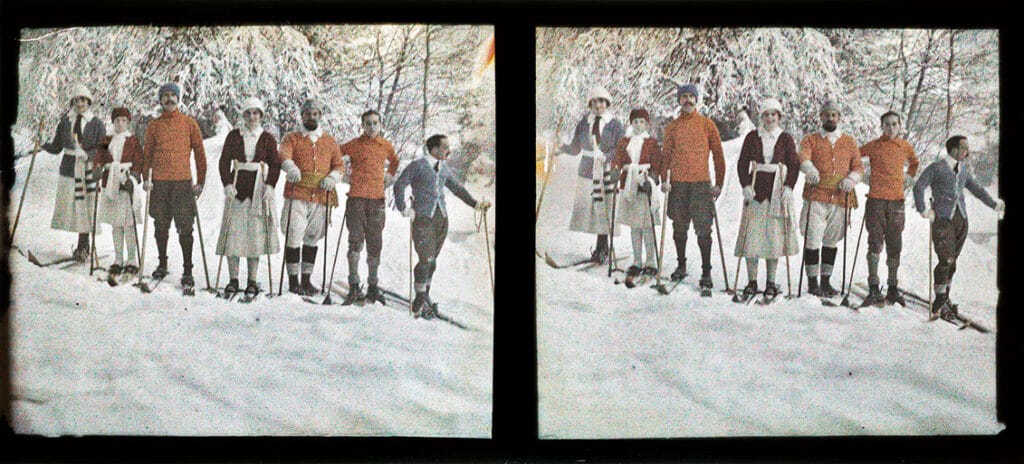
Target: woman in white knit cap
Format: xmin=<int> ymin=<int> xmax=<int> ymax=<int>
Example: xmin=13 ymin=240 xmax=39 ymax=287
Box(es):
xmin=555 ymin=85 xmax=626 ymax=264
xmin=733 ymin=97 xmax=801 ymax=301
xmin=40 ymin=84 xmax=107 ymax=262
xmin=214 ymin=97 xmax=281 ymax=299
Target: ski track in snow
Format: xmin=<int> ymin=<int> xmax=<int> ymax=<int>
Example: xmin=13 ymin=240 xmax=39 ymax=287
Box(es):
xmin=8 ymin=133 xmax=494 ymax=436
xmin=536 ymin=135 xmax=1001 ymax=438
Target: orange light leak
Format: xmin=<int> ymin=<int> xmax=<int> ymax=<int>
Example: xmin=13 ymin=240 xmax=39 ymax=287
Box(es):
xmin=476 ymin=34 xmax=495 ymax=78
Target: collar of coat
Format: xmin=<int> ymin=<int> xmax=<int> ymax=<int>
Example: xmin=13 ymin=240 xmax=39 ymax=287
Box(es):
xmin=942 ymin=153 xmax=961 ymax=170
xmin=66 ymin=110 xmax=96 ymax=124
xmin=759 ymin=126 xmax=783 ymax=140
xmin=241 ymin=125 xmax=263 ymax=139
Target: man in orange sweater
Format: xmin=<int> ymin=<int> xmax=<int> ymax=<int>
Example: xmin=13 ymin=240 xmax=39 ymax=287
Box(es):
xmin=659 ymin=84 xmax=725 ymax=291
xmin=142 ymin=82 xmax=207 ymax=287
xmin=858 ymin=111 xmax=920 ymax=306
xmin=337 ymin=109 xmax=399 ymax=305
xmin=279 ymin=99 xmax=345 ymax=296
xmin=797 ymin=101 xmax=863 ymax=298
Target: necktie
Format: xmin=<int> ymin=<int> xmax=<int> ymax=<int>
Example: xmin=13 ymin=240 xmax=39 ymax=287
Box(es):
xmin=74 ymin=114 xmax=83 ymax=144
xmin=954 ymin=162 xmax=959 ymax=174
xmin=591 ymin=116 xmax=601 ymax=146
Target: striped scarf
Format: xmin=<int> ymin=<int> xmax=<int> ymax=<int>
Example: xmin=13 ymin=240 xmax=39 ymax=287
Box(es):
xmin=73 ymin=159 xmax=99 ymax=201
xmin=591 ymin=160 xmax=617 ymax=202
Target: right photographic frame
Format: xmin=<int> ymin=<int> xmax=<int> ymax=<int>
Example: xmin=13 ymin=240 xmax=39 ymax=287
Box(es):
xmin=536 ymin=27 xmax=1002 ymax=438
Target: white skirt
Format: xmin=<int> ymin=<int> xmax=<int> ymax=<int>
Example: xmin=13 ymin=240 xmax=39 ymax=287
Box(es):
xmin=97 ymin=188 xmax=142 ymax=227
xmin=734 ymin=199 xmax=799 ymax=258
xmin=615 ymin=189 xmax=662 ymax=229
xmin=216 ymin=196 xmax=281 ymax=257
xmin=51 ymin=175 xmax=96 ymax=233
xmin=568 ymin=177 xmax=619 ymax=236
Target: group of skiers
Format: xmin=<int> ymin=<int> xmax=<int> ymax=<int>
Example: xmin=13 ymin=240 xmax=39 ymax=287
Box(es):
xmin=34 ymin=82 xmax=490 ymax=317
xmin=553 ymin=84 xmax=1004 ymax=318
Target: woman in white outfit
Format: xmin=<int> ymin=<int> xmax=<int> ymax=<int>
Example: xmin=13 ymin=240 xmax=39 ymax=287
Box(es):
xmin=96 ymin=107 xmax=143 ymax=276
xmin=734 ymin=98 xmax=801 ymax=299
xmin=215 ymin=97 xmax=281 ymax=297
xmin=611 ymin=108 xmax=663 ymax=279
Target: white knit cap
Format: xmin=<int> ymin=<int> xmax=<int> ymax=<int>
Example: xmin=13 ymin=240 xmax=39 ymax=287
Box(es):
xmin=586 ymin=85 xmax=613 ymax=107
xmin=760 ymin=98 xmax=783 ymax=115
xmin=70 ymin=84 xmax=93 ymax=103
xmin=241 ymin=97 xmax=265 ymax=115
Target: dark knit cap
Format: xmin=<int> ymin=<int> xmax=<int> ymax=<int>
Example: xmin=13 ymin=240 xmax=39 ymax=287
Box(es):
xmin=628 ymin=108 xmax=650 ymax=123
xmin=111 ymin=107 xmax=131 ymax=121
xmin=677 ymin=84 xmax=699 ymax=99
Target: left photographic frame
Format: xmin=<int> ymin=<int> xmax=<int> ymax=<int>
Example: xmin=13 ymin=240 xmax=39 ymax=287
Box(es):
xmin=7 ymin=24 xmax=495 ymax=437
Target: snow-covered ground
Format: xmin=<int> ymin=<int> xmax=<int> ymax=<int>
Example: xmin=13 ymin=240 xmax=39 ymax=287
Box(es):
xmin=536 ymin=132 xmax=1002 ymax=438
xmin=7 ymin=131 xmax=495 ymax=436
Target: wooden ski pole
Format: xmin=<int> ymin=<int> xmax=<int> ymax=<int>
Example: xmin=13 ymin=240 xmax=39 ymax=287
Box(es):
xmin=797 ymin=203 xmax=811 ymax=298
xmin=214 ymin=160 xmax=238 ymax=292
xmin=654 ymin=169 xmax=670 ymax=289
xmin=405 ymin=212 xmax=409 ymax=313
xmin=323 ymin=210 xmax=346 ymax=305
xmin=260 ymin=162 xmax=274 ymax=296
xmin=90 ymin=160 xmax=101 ymax=275
xmin=841 ymin=200 xmax=866 ymax=306
xmin=928 ymin=198 xmax=933 ymax=310
xmin=11 ymin=119 xmax=44 ymax=244
xmin=278 ymin=199 xmax=294 ymax=296
xmin=191 ymin=178 xmax=212 ymax=290
xmin=731 ymin=202 xmax=749 ymax=302
xmin=712 ymin=199 xmax=731 ymax=292
xmin=135 ymin=169 xmax=153 ymax=290
xmin=535 ymin=140 xmax=554 ymax=223
xmin=322 ymin=200 xmax=331 ymax=295
xmin=483 ymin=205 xmax=494 ymax=297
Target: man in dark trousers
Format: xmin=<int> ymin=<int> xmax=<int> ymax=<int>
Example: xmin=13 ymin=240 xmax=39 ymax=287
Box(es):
xmin=913 ymin=135 xmax=1004 ymax=318
xmin=858 ymin=111 xmax=919 ymax=306
xmin=338 ymin=110 xmax=399 ymax=304
xmin=142 ymin=82 xmax=207 ymax=288
xmin=393 ymin=134 xmax=491 ymax=318
xmin=659 ymin=84 xmax=726 ymax=291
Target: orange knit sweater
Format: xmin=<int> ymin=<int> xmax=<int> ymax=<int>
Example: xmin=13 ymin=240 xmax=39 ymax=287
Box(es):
xmin=860 ymin=136 xmax=920 ymax=201
xmin=798 ymin=133 xmax=863 ymax=207
xmin=338 ymin=134 xmax=399 ymax=200
xmin=660 ymin=112 xmax=725 ymax=186
xmin=142 ymin=109 xmax=207 ymax=184
xmin=279 ymin=131 xmax=344 ymax=206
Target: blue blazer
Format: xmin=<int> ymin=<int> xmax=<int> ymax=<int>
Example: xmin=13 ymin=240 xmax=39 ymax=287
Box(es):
xmin=560 ymin=115 xmax=624 ymax=179
xmin=912 ymin=158 xmax=996 ymax=220
xmin=393 ymin=156 xmax=478 ymax=219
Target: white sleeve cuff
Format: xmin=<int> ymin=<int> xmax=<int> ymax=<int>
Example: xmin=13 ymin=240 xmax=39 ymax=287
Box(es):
xmin=281 ymin=159 xmax=297 ymax=171
xmin=327 ymin=170 xmax=342 ymax=182
xmin=846 ymin=171 xmax=862 ymax=183
xmin=799 ymin=160 xmax=815 ymax=173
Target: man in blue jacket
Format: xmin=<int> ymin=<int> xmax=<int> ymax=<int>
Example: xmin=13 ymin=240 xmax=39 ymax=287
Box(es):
xmin=913 ymin=135 xmax=1004 ymax=317
xmin=394 ymin=134 xmax=491 ymax=318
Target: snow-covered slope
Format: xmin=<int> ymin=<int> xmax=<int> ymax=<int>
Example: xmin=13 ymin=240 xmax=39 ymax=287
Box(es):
xmin=7 ymin=132 xmax=495 ymax=436
xmin=536 ymin=134 xmax=1001 ymax=438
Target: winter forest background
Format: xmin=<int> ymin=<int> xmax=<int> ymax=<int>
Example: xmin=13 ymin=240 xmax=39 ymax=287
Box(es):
xmin=537 ymin=28 xmax=999 ymax=185
xmin=13 ymin=25 xmax=496 ymax=184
